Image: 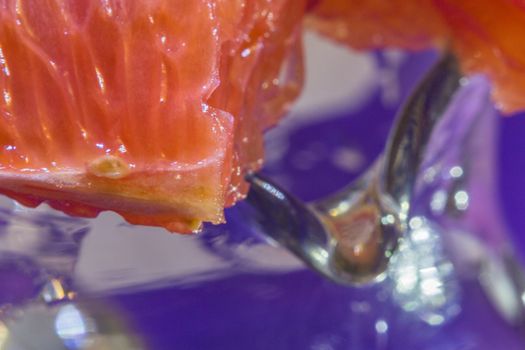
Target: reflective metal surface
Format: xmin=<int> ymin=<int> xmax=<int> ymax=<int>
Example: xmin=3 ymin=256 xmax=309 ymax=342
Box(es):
xmin=246 ymin=55 xmax=463 ymax=284
xmin=246 ymin=50 xmax=525 ymax=342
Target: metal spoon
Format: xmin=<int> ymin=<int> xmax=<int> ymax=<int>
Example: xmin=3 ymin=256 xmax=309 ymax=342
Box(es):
xmin=245 ymin=54 xmax=463 ymax=285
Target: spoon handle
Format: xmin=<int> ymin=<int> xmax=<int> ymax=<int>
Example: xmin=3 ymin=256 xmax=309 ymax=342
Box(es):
xmin=247 ymin=54 xmax=463 ymax=284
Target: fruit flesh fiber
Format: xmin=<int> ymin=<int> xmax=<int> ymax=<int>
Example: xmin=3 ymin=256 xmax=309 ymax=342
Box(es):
xmin=0 ymin=0 xmax=306 ymax=232
xmin=2 ymin=0 xmax=524 ymax=233
xmin=308 ymin=0 xmax=525 ymax=113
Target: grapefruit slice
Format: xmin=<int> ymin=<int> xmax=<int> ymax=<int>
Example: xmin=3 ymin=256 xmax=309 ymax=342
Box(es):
xmin=0 ymin=0 xmax=306 ymax=232
xmin=307 ymin=0 xmax=525 ymax=113
xmin=1 ymin=0 xmax=523 ymax=233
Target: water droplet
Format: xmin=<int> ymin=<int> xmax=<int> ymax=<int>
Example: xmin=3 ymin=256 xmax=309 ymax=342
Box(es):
xmin=430 ymin=190 xmax=447 ymax=214
xmin=459 ymin=77 xmax=469 ymax=86
xmin=241 ymin=48 xmax=251 ymax=58
xmin=101 ymin=0 xmax=113 ymax=17
xmin=453 ymin=190 xmax=469 ymax=211
xmin=426 ymin=314 xmax=445 ymax=326
xmin=3 ymin=90 xmax=11 ymax=106
xmin=409 ymin=217 xmax=424 ymax=230
xmin=449 ymin=166 xmax=463 ymax=178
xmin=375 ymin=319 xmax=388 ymax=334
xmin=95 ymin=67 xmax=106 ymax=94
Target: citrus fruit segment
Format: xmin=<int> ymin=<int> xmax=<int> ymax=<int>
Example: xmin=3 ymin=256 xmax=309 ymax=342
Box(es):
xmin=210 ymin=0 xmax=306 ymax=202
xmin=3 ymin=0 xmax=523 ymax=233
xmin=307 ymin=0 xmax=525 ymax=113
xmin=0 ymin=0 xmax=306 ymax=232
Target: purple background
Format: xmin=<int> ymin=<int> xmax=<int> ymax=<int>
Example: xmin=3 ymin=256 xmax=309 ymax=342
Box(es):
xmin=107 ymin=51 xmax=525 ymax=349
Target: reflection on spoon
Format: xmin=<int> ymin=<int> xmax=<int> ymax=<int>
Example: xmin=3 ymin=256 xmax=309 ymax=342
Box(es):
xmin=246 ymin=54 xmax=461 ymax=285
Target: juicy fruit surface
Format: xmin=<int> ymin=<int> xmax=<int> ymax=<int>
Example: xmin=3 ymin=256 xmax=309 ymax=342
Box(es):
xmin=1 ymin=0 xmax=524 ymax=233
xmin=0 ymin=0 xmax=305 ymax=232
xmin=308 ymin=0 xmax=525 ymax=113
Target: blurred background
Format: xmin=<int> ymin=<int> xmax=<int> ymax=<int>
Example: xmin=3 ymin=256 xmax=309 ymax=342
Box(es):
xmin=1 ymin=31 xmax=524 ymax=350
